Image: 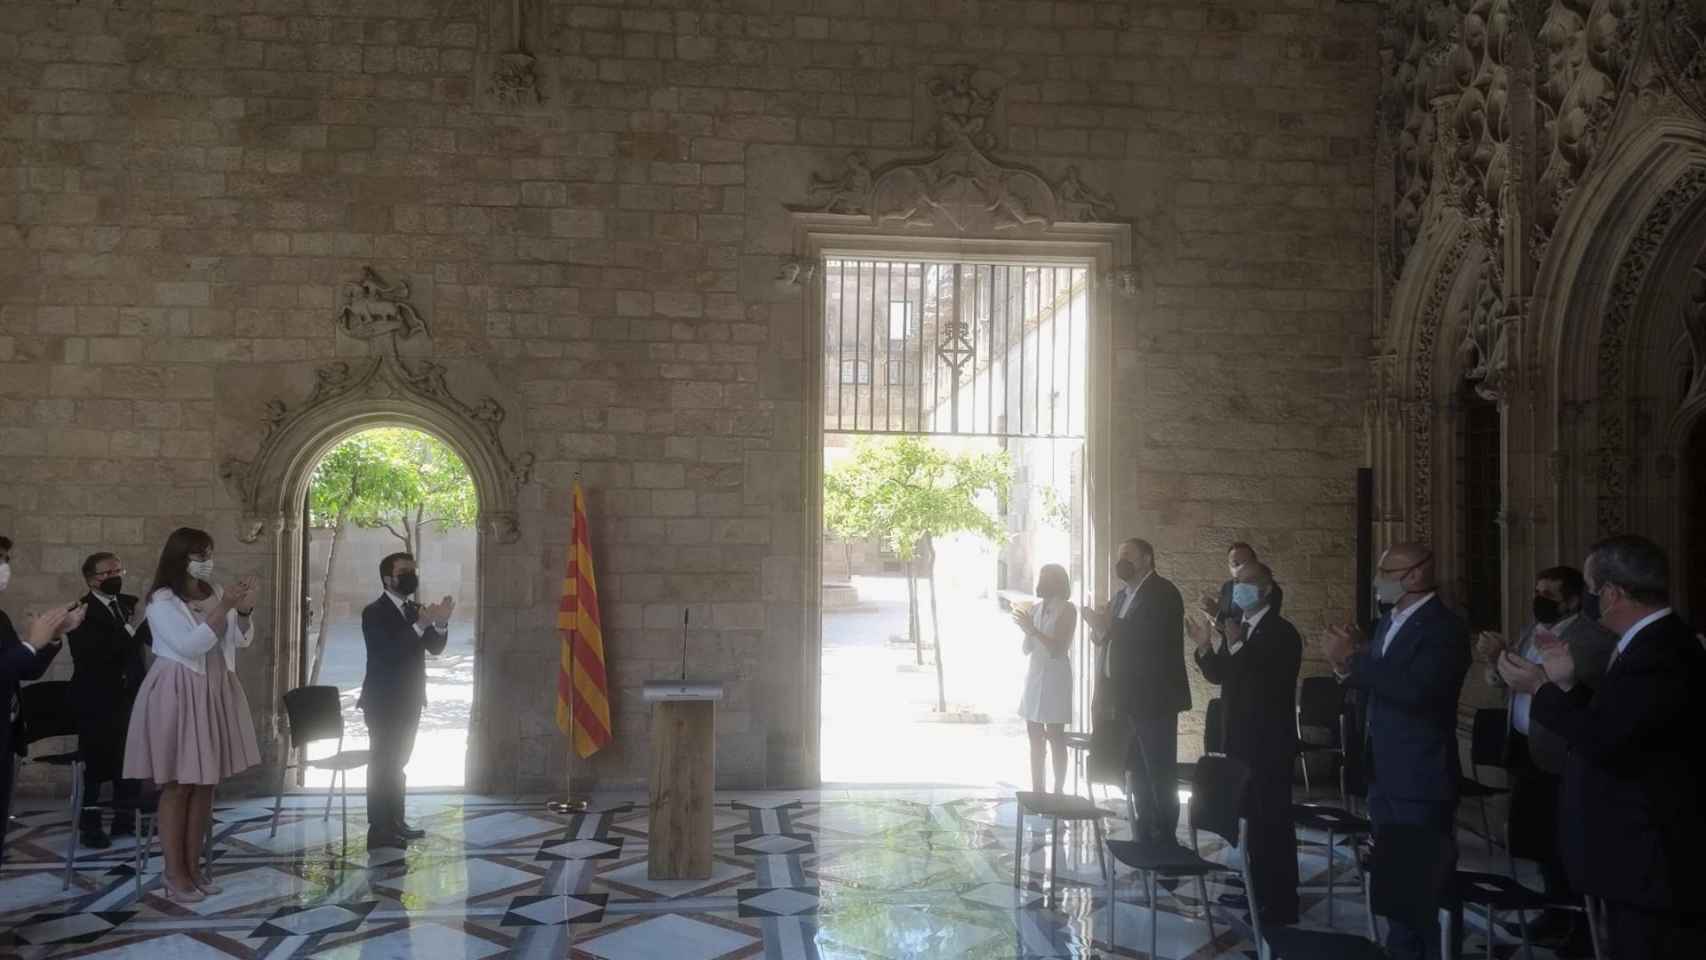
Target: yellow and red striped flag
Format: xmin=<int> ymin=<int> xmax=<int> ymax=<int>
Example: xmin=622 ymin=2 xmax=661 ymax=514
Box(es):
xmin=556 ymin=480 xmax=612 ymax=758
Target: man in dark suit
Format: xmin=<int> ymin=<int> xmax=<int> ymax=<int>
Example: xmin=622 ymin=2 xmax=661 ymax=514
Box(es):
xmin=358 ymin=552 xmax=452 ymax=848
xmin=66 ymin=551 xmax=152 ymax=849
xmin=1189 ymin=561 xmax=1301 ymax=923
xmin=1476 ymin=564 xmax=1614 ymax=951
xmin=1 ymin=535 xmax=81 ymax=861
xmin=1501 ymin=535 xmax=1706 ymax=959
xmin=1323 ymin=542 xmax=1470 ymax=960
xmin=1086 ymin=537 xmax=1189 ymax=845
xmin=1198 ymin=541 xmax=1284 ymax=633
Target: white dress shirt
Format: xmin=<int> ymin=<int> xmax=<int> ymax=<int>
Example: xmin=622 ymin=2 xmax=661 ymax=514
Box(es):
xmin=1378 ymin=592 xmax=1435 ymax=656
xmin=386 ymin=590 xmax=445 ymax=636
xmin=94 ymin=590 xmax=138 ymax=636
xmin=1229 ymin=602 xmax=1270 ymax=656
xmin=1509 ymin=614 xmax=1577 ymax=735
xmin=1101 ymin=573 xmax=1150 ymax=677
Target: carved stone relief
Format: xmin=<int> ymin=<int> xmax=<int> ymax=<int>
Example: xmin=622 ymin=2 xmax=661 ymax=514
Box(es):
xmin=1378 ymin=1 xmax=1457 ymax=280
xmin=485 ymin=0 xmax=545 ymax=109
xmin=921 ymin=65 xmax=1004 ymax=151
xmin=1650 ymin=0 xmax=1706 ymax=121
xmin=1409 ymin=227 xmax=1476 ymax=542
xmin=1596 ymin=163 xmax=1706 ymax=534
xmin=1685 ymin=243 xmax=1706 ymax=402
xmin=338 ymin=267 xmax=427 ymax=341
xmin=1535 ymin=0 xmax=1644 ymax=247
xmin=1459 ymin=265 xmax=1514 ymax=401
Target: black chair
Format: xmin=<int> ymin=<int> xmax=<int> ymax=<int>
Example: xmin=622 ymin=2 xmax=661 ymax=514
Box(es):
xmin=1291 ymin=714 xmax=1373 ymax=928
xmin=1472 ymin=776 xmax=1607 ymax=960
xmin=1295 ymin=676 xmax=1345 ymax=797
xmin=1104 ymin=754 xmax=1248 ymax=959
xmin=1458 ymin=708 xmax=1510 ymax=856
xmin=1012 ymin=791 xmax=1108 ymax=909
xmin=1175 ymin=697 xmax=1224 ymax=794
xmin=13 ymin=681 xmax=95 ymax=889
xmin=1241 ymin=811 xmax=1386 ymax=960
xmin=269 ymin=685 xmax=370 ymax=852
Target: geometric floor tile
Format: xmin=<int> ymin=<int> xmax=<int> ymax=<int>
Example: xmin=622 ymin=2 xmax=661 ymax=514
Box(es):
xmin=390 ymin=858 xmax=539 ymax=906
xmin=816 ymin=903 xmax=1003 ymax=959
xmin=578 ymin=914 xmax=758 ymax=960
xmin=732 ymin=832 xmax=813 ymax=855
xmin=311 ymin=923 xmax=508 ymax=960
xmin=6 ymin=910 xmax=134 ymax=945
xmin=83 ymin=933 xmax=245 ymax=959
xmin=736 ymin=885 xmax=818 ymax=917
xmin=596 ymin=858 xmax=747 ymax=899
xmin=250 ymin=901 xmax=377 ymax=937
xmin=535 ymin=836 xmax=625 ymax=861
xmin=499 ymin=893 xmax=608 ymax=926
xmin=959 ymin=880 xmax=1042 ymax=910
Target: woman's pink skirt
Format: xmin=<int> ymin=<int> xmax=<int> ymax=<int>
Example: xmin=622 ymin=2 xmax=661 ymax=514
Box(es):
xmin=123 ymin=647 xmax=260 ymax=785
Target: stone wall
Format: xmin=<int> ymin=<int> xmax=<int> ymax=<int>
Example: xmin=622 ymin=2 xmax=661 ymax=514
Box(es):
xmin=1 ymin=0 xmax=1378 ymax=793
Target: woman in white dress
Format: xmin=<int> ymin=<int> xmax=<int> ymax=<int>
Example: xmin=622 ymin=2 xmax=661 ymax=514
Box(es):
xmin=1013 ymin=563 xmax=1077 ymax=794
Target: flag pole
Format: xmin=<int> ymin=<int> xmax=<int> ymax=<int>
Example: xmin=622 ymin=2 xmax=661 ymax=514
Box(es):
xmin=549 ymin=472 xmax=588 ymax=816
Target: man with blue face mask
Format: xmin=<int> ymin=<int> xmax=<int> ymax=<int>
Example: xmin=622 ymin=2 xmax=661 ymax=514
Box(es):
xmin=1322 ymin=542 xmax=1469 ymax=960
xmin=1188 ymin=561 xmax=1301 ymax=924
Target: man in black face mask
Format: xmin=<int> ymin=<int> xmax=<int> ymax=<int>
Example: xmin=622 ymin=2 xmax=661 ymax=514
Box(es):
xmin=66 ymin=552 xmax=152 ymax=849
xmin=1475 ymin=565 xmax=1613 ymax=951
xmin=358 ymin=552 xmax=453 ymax=847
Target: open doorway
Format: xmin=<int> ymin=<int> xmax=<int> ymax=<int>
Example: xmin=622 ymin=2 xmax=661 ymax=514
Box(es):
xmin=817 ymin=258 xmax=1091 ymax=786
xmin=298 ymin=427 xmax=478 ymax=790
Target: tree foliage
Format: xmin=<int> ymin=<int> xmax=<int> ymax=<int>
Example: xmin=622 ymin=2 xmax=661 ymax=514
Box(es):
xmin=309 ymin=428 xmax=477 ymax=553
xmin=823 ymin=436 xmax=1009 ymax=560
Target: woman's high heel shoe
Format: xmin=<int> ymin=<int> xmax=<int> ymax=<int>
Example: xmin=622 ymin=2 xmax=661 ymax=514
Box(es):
xmin=194 ymin=878 xmax=222 ymax=895
xmin=162 ymin=881 xmax=205 ymax=903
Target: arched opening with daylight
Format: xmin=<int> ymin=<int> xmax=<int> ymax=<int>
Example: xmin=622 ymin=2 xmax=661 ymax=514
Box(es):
xmin=295 ymin=426 xmax=480 ymax=791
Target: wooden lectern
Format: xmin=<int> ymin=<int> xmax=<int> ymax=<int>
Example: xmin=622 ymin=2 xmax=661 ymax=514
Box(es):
xmin=642 ymin=681 xmax=723 ymax=879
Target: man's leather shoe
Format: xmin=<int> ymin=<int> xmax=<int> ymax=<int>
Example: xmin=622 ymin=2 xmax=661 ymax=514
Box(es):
xmin=80 ymin=829 xmax=112 ymax=850
xmin=395 ymin=823 xmax=427 ymax=840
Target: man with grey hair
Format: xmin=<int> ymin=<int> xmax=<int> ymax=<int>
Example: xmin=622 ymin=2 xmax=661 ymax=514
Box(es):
xmin=1500 ymin=534 xmax=1706 ymax=959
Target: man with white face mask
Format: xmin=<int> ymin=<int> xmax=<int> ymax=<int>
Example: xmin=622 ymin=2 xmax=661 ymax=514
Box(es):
xmin=0 ymin=535 xmax=88 ymax=861
xmin=1322 ymin=542 xmax=1470 ymax=960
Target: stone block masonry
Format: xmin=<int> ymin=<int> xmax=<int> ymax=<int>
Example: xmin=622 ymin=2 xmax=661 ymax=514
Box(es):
xmin=0 ymin=0 xmax=1377 ymax=792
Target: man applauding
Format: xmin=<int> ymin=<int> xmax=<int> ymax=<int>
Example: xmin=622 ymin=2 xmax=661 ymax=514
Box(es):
xmin=358 ymin=553 xmax=452 ymax=848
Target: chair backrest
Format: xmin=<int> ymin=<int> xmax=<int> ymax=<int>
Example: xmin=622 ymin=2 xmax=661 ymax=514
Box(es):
xmin=281 ymin=685 xmax=345 ymax=747
xmin=1203 ymin=697 xmax=1224 ymax=754
xmin=1235 ymin=818 xmax=1273 ymax=960
xmin=1470 ymin=707 xmax=1509 ymax=769
xmin=1296 ymin=675 xmax=1344 ymax=731
xmin=1188 ymin=753 xmax=1252 ymax=849
xmin=16 ymin=681 xmax=77 ymax=750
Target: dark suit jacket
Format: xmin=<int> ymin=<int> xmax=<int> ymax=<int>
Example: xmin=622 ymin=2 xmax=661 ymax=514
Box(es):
xmin=357 ymin=594 xmax=447 ymax=714
xmin=67 ymin=592 xmax=152 ymax=724
xmin=1193 ymin=607 xmax=1301 ymax=776
xmin=1530 ymin=612 xmax=1706 ymax=911
xmin=1107 ymin=572 xmax=1190 ymax=718
xmin=3 ymin=608 xmax=63 ymax=752
xmin=1340 ymin=595 xmax=1470 ymax=827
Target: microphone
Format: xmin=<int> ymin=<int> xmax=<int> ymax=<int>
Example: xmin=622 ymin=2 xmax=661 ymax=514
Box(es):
xmin=681 ymin=608 xmax=689 ymax=681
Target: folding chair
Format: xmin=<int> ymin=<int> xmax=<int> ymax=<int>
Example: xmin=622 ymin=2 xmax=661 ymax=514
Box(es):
xmin=269 ymin=685 xmax=370 ymax=854
xmin=1458 ymin=708 xmax=1510 ymax=856
xmin=13 ymin=681 xmax=94 ymax=889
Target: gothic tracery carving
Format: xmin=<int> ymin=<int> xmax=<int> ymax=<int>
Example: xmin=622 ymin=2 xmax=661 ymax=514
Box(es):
xmin=1459 ymin=266 xmax=1513 ymax=401
xmin=1651 ymin=0 xmax=1706 ymax=122
xmin=1535 ymin=0 xmax=1644 ymax=245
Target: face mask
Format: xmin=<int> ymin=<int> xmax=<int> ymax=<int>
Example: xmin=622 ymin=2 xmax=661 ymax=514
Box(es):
xmin=98 ymin=576 xmax=123 ymax=597
xmin=187 ymin=558 xmax=214 ymax=581
xmin=1114 ymin=559 xmax=1137 ymax=583
xmin=1231 ymin=582 xmax=1261 ymax=611
xmin=1373 ymin=577 xmax=1405 ymax=605
xmin=393 ymin=572 xmax=419 ymax=596
xmin=1531 ymin=595 xmax=1561 ymax=625
xmin=0 ymin=562 xmax=10 ymax=592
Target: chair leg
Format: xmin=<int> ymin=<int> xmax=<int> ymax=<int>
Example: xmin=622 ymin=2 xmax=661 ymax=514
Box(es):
xmin=1301 ymin=753 xmax=1312 ymax=793
xmin=1518 ymin=904 xmax=1534 ymax=960
xmin=323 ymin=766 xmax=337 ymax=821
xmin=339 ymin=768 xmax=349 ymax=857
xmin=1362 ymin=864 xmax=1377 ymax=942
xmin=1195 ymin=874 xmax=1215 ymax=944
xmin=1584 ymin=896 xmax=1604 ymax=960
xmin=1106 ymin=856 xmax=1117 ymax=948
xmin=270 ymin=761 xmax=288 ymax=838
xmin=1480 ymin=795 xmax=1493 ymax=856
xmin=1148 ymin=872 xmax=1159 ymax=960
xmin=1011 ymin=806 xmax=1024 ymax=900
xmin=63 ymin=761 xmax=84 ymax=890
xmin=1325 ymin=828 xmax=1336 ymax=928
xmin=1092 ymin=818 xmax=1107 ymax=883
xmin=1048 ymin=816 xmax=1061 ymax=910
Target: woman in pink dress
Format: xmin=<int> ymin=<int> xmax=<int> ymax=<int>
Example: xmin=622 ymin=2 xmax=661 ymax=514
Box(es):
xmin=123 ymin=528 xmax=260 ymax=902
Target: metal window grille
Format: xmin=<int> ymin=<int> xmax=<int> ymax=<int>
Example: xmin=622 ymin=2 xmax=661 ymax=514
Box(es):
xmin=822 ymin=259 xmax=1089 ymax=438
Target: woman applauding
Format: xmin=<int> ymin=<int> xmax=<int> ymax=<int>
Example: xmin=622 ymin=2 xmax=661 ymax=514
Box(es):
xmin=124 ymin=528 xmax=260 ymax=902
xmin=1013 ymin=563 xmax=1077 ymax=794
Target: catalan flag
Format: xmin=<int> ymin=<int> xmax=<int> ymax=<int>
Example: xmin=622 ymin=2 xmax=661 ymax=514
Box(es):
xmin=556 ymin=480 xmax=612 ymax=758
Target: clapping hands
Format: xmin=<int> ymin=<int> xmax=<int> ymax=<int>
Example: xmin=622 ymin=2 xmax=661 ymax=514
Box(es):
xmin=225 ymin=575 xmax=259 ymax=613
xmin=26 ymin=602 xmax=86 ymax=648
xmin=421 ymin=595 xmax=455 ymax=626
xmin=1320 ymin=623 xmax=1365 ymax=671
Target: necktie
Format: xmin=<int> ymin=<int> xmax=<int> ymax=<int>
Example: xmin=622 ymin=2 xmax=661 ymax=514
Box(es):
xmin=403 ymin=600 xmax=421 ymax=625
xmin=110 ymin=599 xmax=123 ymax=624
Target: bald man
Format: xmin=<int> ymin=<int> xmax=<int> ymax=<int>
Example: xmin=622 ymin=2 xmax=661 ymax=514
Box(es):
xmin=1323 ymin=543 xmax=1470 ymax=960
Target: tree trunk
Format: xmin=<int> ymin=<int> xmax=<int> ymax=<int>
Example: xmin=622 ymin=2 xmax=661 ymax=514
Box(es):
xmin=308 ymin=504 xmax=351 ymax=686
xmin=925 ymin=534 xmax=946 ymax=713
xmin=906 ymin=557 xmax=922 ymax=666
xmin=411 ymin=504 xmax=425 ymax=585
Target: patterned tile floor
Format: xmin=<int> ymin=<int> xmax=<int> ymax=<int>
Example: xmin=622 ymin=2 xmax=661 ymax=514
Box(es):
xmin=1 ymin=788 xmax=1578 ymax=958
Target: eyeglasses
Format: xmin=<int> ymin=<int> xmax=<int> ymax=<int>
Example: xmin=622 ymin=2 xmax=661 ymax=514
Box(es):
xmin=94 ymin=567 xmax=125 ymax=577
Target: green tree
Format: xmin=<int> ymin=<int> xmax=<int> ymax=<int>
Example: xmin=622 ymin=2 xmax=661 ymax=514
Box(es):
xmin=305 ymin=428 xmax=476 ymax=684
xmin=823 ymin=436 xmax=1009 ymax=712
